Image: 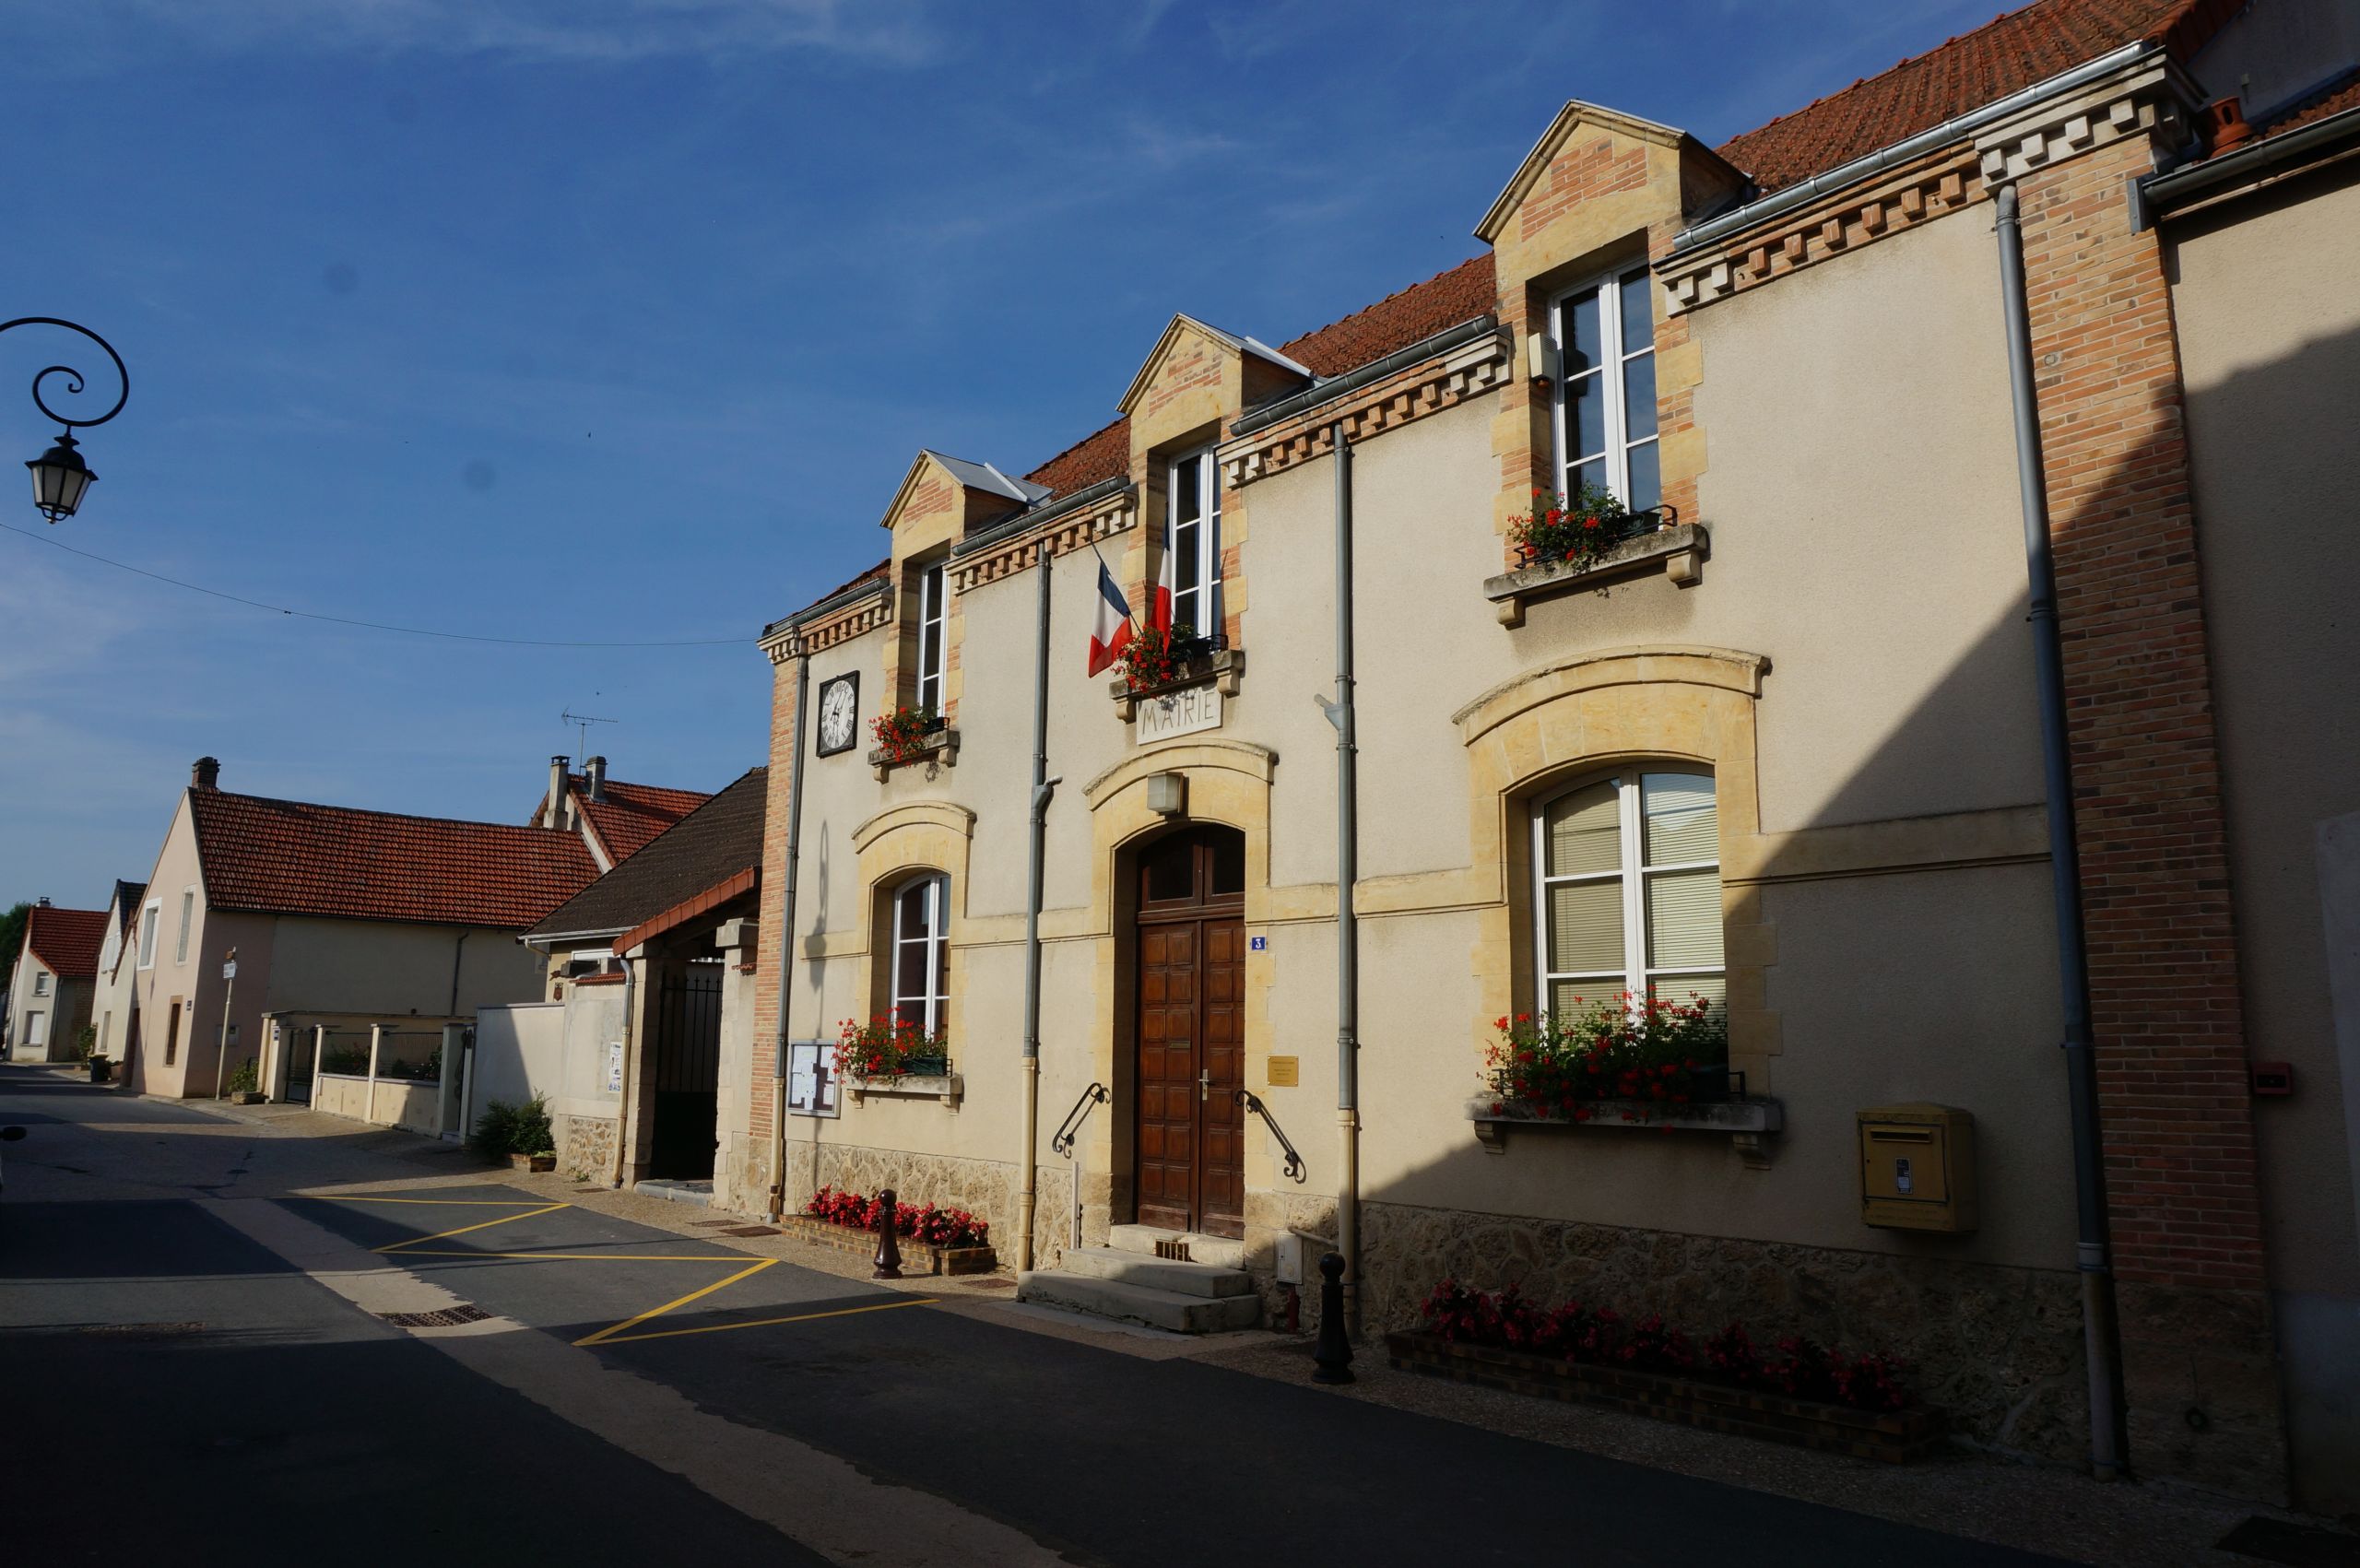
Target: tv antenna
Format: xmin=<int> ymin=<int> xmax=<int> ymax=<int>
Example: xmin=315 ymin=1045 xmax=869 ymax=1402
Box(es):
xmin=560 ymin=708 xmax=619 ymax=764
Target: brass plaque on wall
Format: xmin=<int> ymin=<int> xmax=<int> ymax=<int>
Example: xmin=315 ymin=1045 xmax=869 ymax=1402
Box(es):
xmin=1266 ymin=1056 xmax=1299 ymax=1088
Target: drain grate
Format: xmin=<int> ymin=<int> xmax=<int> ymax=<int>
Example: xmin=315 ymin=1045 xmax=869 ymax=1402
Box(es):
xmin=723 ymin=1225 xmax=781 ymax=1237
xmin=1153 ymin=1239 xmax=1192 ymax=1261
xmin=964 ymin=1278 xmax=1018 ymax=1291
xmin=79 ymin=1321 xmax=206 ymax=1338
xmin=690 ymin=1219 xmax=739 ymax=1228
xmin=378 ymin=1303 xmax=491 ymax=1329
xmin=572 ymin=1185 xmax=607 ymax=1193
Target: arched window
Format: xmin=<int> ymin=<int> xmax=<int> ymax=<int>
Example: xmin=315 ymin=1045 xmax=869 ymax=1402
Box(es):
xmin=889 ymin=873 xmax=950 ymax=1038
xmin=1532 ymin=770 xmax=1722 ymax=1019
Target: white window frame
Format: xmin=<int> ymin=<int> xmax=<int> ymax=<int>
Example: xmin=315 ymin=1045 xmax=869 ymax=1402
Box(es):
xmin=136 ymin=902 xmax=160 ymax=970
xmin=1530 ymin=769 xmax=1721 ymax=1016
xmin=175 ymin=887 xmax=195 ymax=965
xmin=32 ymin=972 xmax=49 ymax=997
xmin=25 ymin=1010 xmax=46 ymax=1048
xmin=914 ymin=560 xmax=946 ymax=716
xmin=888 ymin=873 xmax=950 ymax=1039
xmin=1549 ymin=264 xmax=1660 ymax=513
xmin=1165 ymin=445 xmax=1222 ymax=642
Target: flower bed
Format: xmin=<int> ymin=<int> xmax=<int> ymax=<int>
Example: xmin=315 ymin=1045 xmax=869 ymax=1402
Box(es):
xmin=796 ymin=1185 xmax=994 ymax=1275
xmin=1387 ymin=1280 xmax=1940 ymax=1463
xmin=784 ymin=1217 xmax=997 ymax=1276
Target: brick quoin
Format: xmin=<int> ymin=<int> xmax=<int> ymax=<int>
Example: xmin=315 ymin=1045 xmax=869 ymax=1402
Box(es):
xmin=2017 ymin=137 xmax=2264 ymax=1297
xmin=749 ymin=648 xmax=803 ymax=1156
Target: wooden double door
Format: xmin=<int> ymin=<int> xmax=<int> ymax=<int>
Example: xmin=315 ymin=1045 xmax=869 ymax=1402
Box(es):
xmin=1134 ymin=826 xmax=1247 ymax=1239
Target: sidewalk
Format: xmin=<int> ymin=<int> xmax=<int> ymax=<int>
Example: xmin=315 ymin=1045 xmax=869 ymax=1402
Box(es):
xmin=166 ymin=1076 xmax=2353 ymax=1568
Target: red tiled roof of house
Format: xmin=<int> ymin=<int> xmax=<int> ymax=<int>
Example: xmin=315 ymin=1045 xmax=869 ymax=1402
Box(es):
xmin=24 ymin=905 xmax=108 ymax=980
xmin=1279 ymin=254 xmax=1500 ymax=376
xmin=193 ymin=790 xmax=599 ymax=929
xmin=1716 ymin=0 xmax=2204 ymax=193
xmin=570 ymin=776 xmax=713 ymax=867
xmin=2254 ymin=72 xmax=2360 ymax=141
xmin=1024 ymin=417 xmax=1131 ymax=493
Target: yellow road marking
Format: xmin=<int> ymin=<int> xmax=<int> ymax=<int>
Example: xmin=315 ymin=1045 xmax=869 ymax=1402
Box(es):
xmin=374 ymin=1202 xmax=572 ymax=1254
xmin=593 ymin=1295 xmax=938 ymax=1346
xmin=313 ymin=1197 xmax=553 ymax=1208
xmin=574 ymin=1257 xmax=778 ymax=1347
xmin=396 ymin=1249 xmax=752 ymax=1262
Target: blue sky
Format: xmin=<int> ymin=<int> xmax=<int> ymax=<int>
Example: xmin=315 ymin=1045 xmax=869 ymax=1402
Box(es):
xmin=0 ymin=0 xmax=1990 ymax=907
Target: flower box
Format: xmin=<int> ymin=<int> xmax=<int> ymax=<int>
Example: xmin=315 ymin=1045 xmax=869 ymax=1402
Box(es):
xmin=868 ymin=723 xmax=958 ymax=781
xmin=784 ymin=1216 xmax=997 ymax=1276
xmin=1110 ymin=645 xmax=1246 ymax=722
xmin=1486 ymin=523 xmax=1708 ymax=628
xmin=508 ymin=1151 xmax=556 ymax=1173
xmin=845 ymin=1070 xmax=964 ymax=1107
xmin=1466 ymin=1095 xmax=1783 ymax=1167
xmin=1385 ymin=1329 xmax=1942 ymax=1463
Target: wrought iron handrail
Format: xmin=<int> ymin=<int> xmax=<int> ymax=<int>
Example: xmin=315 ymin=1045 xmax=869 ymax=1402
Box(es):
xmin=1052 ymin=1080 xmax=1108 ymax=1157
xmin=1236 ymin=1089 xmax=1306 ymax=1183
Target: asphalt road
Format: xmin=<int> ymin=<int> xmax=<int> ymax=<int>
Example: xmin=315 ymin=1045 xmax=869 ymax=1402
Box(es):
xmin=0 ymin=1063 xmax=2067 ymax=1566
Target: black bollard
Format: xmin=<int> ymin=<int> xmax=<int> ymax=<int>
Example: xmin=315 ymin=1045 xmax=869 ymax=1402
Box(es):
xmin=872 ymin=1187 xmax=903 ymax=1279
xmin=1311 ymin=1251 xmax=1353 ymax=1385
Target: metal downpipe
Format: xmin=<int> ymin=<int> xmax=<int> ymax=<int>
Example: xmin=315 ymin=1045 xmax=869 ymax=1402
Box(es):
xmin=1994 ymin=180 xmax=2127 ymax=1481
xmin=1330 ymin=420 xmax=1362 ymax=1337
xmin=1019 ymin=544 xmax=1057 ymax=1271
xmin=766 ymin=647 xmax=812 ymax=1220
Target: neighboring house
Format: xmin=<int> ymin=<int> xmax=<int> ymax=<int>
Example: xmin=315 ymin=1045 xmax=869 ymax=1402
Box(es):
xmin=88 ymin=878 xmax=148 ymax=1067
xmin=509 ymin=767 xmax=766 ymax=1186
xmin=5 ymin=900 xmax=107 ymax=1063
xmin=726 ymin=0 xmax=2360 ymax=1514
xmin=125 ymin=757 xmax=602 ymax=1101
xmin=530 ymin=753 xmax=712 ymax=873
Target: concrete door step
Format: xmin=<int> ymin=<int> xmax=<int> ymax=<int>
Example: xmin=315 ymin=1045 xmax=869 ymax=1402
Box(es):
xmin=631 ymin=1178 xmax=713 ymax=1208
xmin=1106 ymin=1222 xmax=1246 ymax=1271
xmin=1015 ymin=1270 xmax=1261 ymax=1334
xmin=1056 ymin=1246 xmax=1254 ymax=1299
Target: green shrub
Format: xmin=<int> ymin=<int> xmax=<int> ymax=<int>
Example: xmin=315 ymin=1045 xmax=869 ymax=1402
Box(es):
xmin=225 ymin=1056 xmax=259 ymax=1093
xmin=321 ymin=1044 xmax=370 ymax=1075
xmin=471 ymin=1093 xmax=554 ymax=1159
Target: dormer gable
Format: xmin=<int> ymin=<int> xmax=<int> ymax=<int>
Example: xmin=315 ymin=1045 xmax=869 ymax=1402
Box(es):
xmin=1475 ymin=100 xmax=1745 ymax=289
xmin=879 ymin=449 xmax=1049 ymax=560
xmin=1119 ymin=314 xmax=1314 ymax=459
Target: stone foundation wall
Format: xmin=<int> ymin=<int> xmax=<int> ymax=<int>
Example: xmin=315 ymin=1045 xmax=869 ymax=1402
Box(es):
xmin=1348 ymin=1198 xmax=2090 ymax=1466
xmin=556 ymin=1112 xmax=616 ymax=1185
xmin=765 ymin=1140 xmax=1074 ymax=1269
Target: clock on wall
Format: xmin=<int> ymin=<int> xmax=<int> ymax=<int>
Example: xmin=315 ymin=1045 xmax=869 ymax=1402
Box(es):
xmin=816 ymin=672 xmax=860 ymax=758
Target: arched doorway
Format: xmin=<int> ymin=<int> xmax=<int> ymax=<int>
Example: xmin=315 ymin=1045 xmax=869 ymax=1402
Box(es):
xmin=1132 ymin=823 xmax=1246 ymax=1239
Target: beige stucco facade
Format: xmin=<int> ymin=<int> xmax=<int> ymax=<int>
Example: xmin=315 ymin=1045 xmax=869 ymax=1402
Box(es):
xmin=729 ymin=53 xmax=2360 ymax=1506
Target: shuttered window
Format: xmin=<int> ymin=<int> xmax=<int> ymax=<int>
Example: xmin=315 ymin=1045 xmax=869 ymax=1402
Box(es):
xmin=1533 ymin=771 xmax=1723 ymax=1018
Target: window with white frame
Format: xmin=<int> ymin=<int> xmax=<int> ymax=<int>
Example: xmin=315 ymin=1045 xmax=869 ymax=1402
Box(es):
xmin=1552 ymin=265 xmax=1660 ymax=513
xmin=137 ymin=902 xmax=160 ymax=969
xmin=25 ymin=1011 xmax=46 ymax=1048
xmin=914 ymin=560 xmax=946 ymax=715
xmin=889 ymin=873 xmax=950 ymax=1039
xmin=175 ymin=888 xmax=195 ymax=965
xmin=33 ymin=973 xmax=50 ymax=996
xmin=1532 ymin=770 xmax=1723 ymax=1019
xmin=1166 ymin=447 xmax=1221 ymax=641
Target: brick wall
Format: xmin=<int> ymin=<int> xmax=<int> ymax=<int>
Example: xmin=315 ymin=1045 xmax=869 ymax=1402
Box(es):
xmin=749 ymin=649 xmax=802 ymax=1160
xmin=2017 ymin=134 xmax=2283 ymax=1496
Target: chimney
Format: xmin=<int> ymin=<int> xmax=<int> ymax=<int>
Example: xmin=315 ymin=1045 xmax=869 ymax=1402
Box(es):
xmin=2204 ymin=96 xmax=2254 ymax=155
xmin=545 ymin=754 xmax=572 ymax=831
xmin=585 ymin=754 xmax=608 ymax=802
xmin=192 ymin=756 xmax=220 ymax=791
xmin=36 ymin=897 xmax=51 ymax=907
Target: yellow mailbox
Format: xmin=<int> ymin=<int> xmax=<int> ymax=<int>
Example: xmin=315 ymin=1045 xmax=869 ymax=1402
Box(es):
xmin=1858 ymin=1103 xmax=1977 ymax=1233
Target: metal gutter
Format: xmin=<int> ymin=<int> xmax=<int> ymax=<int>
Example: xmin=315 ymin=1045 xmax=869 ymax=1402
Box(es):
xmin=1324 ymin=419 xmax=1362 ymax=1338
xmin=951 ymin=476 xmax=1132 ymax=560
xmin=1670 ymin=41 xmax=2158 ymax=256
xmin=1229 ymin=316 xmax=1499 ymax=439
xmin=1016 ymin=545 xmax=1059 ymax=1271
xmin=2141 ymin=99 xmax=2360 ymax=218
xmin=760 ymin=574 xmax=889 ymax=644
xmin=765 ymin=648 xmax=812 ymax=1220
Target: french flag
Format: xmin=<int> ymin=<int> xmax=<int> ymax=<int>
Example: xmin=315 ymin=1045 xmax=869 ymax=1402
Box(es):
xmin=1087 ymin=559 xmax=1136 ymax=677
xmin=1152 ymin=509 xmax=1175 ymax=633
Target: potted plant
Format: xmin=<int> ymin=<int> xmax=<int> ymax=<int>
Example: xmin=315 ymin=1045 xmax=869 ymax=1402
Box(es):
xmin=471 ymin=1093 xmax=557 ymax=1172
xmin=837 ymin=1010 xmax=950 ymax=1081
xmin=1507 ymin=483 xmax=1646 ymax=572
xmin=1483 ymin=992 xmax=1728 ymax=1125
xmin=868 ymin=704 xmax=943 ymax=768
xmin=223 ymin=1055 xmax=266 ymax=1105
xmin=86 ymin=1055 xmax=112 ymax=1085
xmin=1114 ymin=621 xmax=1206 ymax=692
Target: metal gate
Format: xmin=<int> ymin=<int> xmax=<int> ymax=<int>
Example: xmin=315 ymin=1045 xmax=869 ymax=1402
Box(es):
xmin=648 ymin=965 xmax=723 ymax=1179
xmin=282 ymin=1028 xmax=317 ymax=1105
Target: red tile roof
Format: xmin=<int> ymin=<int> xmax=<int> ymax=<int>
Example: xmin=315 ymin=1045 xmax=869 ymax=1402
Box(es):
xmin=570 ymin=776 xmax=713 ymax=867
xmin=24 ymin=905 xmax=108 ymax=981
xmin=193 ymin=789 xmax=598 ymax=929
xmin=1023 ymin=418 xmax=1131 ymax=493
xmin=1716 ymin=0 xmax=2201 ymax=192
xmin=2254 ymin=72 xmax=2360 ymax=141
xmin=1278 ymin=254 xmax=1500 ymax=376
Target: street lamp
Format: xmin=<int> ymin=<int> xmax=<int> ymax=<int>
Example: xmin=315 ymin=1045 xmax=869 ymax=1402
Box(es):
xmin=2 ymin=316 xmax=129 ymax=524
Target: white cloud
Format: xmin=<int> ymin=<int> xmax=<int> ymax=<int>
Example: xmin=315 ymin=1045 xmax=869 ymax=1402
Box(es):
xmin=16 ymin=0 xmax=950 ymax=68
